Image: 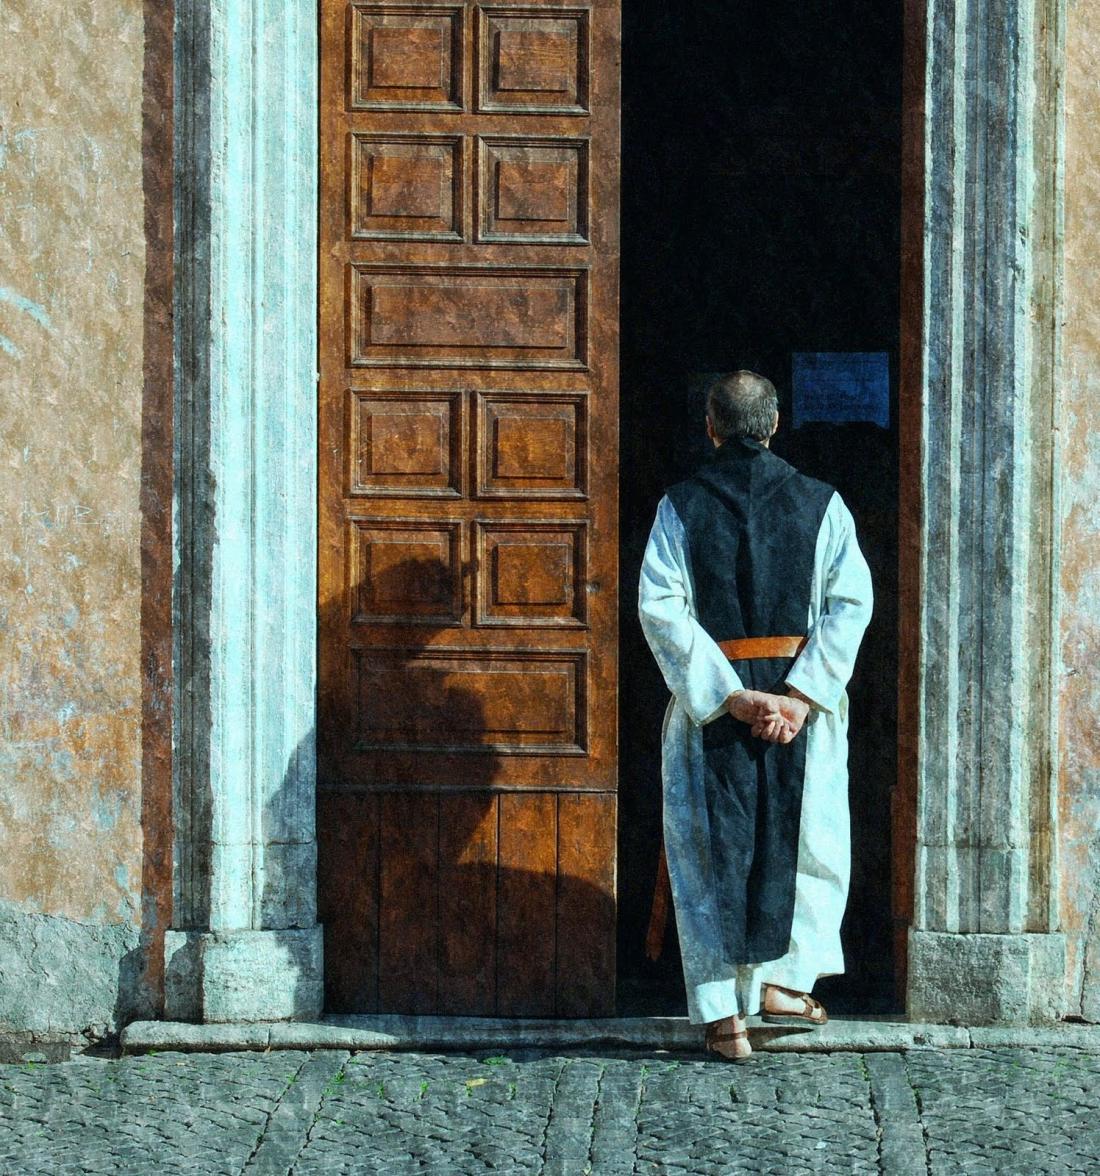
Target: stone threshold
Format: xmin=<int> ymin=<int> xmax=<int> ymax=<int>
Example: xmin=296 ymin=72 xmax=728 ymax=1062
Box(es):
xmin=118 ymin=1015 xmax=1100 ymax=1055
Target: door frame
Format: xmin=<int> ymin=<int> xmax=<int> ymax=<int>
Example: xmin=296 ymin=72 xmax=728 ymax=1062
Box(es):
xmin=165 ymin=0 xmax=1068 ymax=1024
xmin=897 ymin=0 xmax=1067 ymax=1022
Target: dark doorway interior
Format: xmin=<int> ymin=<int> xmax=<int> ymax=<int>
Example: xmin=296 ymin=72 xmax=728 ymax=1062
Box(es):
xmin=618 ymin=2 xmax=904 ymax=1015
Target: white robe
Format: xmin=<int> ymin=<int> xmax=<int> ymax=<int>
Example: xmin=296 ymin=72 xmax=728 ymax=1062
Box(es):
xmin=638 ymin=488 xmax=873 ymax=1023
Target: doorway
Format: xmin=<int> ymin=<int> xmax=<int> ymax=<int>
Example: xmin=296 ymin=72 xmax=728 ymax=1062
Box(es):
xmin=316 ymin=0 xmax=906 ymax=1019
xmin=617 ymin=1 xmax=905 ymax=1016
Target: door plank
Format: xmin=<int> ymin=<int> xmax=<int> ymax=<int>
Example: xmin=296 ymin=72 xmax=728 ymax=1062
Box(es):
xmin=557 ymin=792 xmax=617 ymax=1016
xmin=438 ymin=792 xmax=499 ymax=1015
xmin=378 ymin=792 xmax=439 ymax=1013
xmin=497 ymin=792 xmax=558 ymax=1016
xmin=317 ymin=791 xmax=380 ymax=1013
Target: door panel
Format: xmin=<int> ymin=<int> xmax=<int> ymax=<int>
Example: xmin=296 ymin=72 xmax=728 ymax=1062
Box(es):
xmin=318 ymin=0 xmax=619 ymax=1015
xmin=556 ymin=790 xmax=616 ymax=1015
xmin=377 ymin=792 xmax=439 ymax=1013
xmin=437 ymin=793 xmax=499 ymax=1014
xmin=496 ymin=791 xmax=559 ymax=1017
xmin=316 ymin=793 xmax=380 ymax=1013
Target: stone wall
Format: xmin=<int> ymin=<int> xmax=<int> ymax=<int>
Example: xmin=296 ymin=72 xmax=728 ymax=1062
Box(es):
xmin=1059 ymin=0 xmax=1100 ymax=1021
xmin=0 ymin=0 xmax=153 ymax=1040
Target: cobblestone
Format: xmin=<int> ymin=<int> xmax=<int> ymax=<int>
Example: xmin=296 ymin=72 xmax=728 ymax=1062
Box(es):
xmin=906 ymin=1047 xmax=1100 ymax=1175
xmin=0 ymin=1046 xmax=1097 ymax=1174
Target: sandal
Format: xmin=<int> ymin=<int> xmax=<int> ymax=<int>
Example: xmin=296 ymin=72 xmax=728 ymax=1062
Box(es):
xmin=760 ymin=984 xmax=828 ymax=1028
xmin=705 ymin=1018 xmax=753 ymax=1063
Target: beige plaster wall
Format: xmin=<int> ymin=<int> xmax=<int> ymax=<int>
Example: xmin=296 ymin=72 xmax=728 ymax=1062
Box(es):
xmin=0 ymin=2 xmax=145 ymax=928
xmin=1059 ymin=0 xmax=1100 ymax=1019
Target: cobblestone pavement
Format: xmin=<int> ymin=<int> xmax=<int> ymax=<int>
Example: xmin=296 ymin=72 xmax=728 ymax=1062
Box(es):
xmin=1 ymin=1046 xmax=1098 ymax=1174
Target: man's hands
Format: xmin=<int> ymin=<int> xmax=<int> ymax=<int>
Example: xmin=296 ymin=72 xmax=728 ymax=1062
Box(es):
xmin=726 ymin=689 xmax=811 ymax=744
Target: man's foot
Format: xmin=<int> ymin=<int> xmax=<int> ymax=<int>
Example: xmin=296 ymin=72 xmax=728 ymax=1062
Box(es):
xmin=761 ymin=983 xmax=828 ymax=1027
xmin=704 ymin=1013 xmax=752 ymax=1061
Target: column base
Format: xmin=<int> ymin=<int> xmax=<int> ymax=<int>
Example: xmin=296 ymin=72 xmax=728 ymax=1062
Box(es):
xmin=908 ymin=930 xmax=1066 ymax=1025
xmin=164 ymin=927 xmax=323 ymax=1023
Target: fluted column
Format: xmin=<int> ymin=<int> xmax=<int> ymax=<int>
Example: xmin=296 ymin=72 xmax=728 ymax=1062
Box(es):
xmin=908 ymin=0 xmax=1066 ymax=1023
xmin=166 ymin=0 xmax=322 ymax=1022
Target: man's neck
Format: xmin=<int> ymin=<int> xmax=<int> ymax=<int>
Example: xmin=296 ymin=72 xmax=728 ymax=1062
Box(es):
xmin=715 ymin=437 xmax=771 ymax=450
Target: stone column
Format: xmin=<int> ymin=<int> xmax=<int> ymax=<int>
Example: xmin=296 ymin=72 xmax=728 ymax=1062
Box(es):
xmin=165 ymin=0 xmax=323 ymax=1022
xmin=908 ymin=0 xmax=1067 ymax=1023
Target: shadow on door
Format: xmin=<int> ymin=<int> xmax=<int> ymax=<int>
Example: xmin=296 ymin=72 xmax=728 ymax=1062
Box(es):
xmin=618 ymin=0 xmax=904 ymax=1016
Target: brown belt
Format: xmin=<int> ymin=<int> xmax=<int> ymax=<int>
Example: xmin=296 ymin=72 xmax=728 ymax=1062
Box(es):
xmin=718 ymin=635 xmax=808 ymax=661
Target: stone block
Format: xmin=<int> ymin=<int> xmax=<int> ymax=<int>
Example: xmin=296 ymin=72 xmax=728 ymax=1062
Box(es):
xmin=120 ymin=1019 xmax=271 ymax=1053
xmin=977 ymin=847 xmax=1027 ymax=931
xmin=0 ymin=900 xmax=151 ymax=1042
xmin=206 ymin=843 xmax=255 ymax=929
xmin=163 ymin=929 xmax=203 ymax=1022
xmin=163 ymin=926 xmax=323 ymax=1023
xmin=914 ymin=845 xmax=959 ymax=928
xmin=754 ymin=1019 xmax=970 ymax=1051
xmin=908 ymin=929 xmax=1067 ymax=1024
xmin=259 ymin=840 xmax=319 ymax=928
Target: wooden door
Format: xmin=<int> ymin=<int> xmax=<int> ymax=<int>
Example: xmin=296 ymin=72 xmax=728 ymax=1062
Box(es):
xmin=318 ymin=0 xmax=620 ymax=1016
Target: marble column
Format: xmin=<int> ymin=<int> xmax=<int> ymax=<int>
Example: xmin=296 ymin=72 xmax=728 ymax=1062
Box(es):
xmin=165 ymin=0 xmax=322 ymax=1022
xmin=908 ymin=0 xmax=1067 ymax=1023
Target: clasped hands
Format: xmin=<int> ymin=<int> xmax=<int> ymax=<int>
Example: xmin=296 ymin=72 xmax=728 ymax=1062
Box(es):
xmin=726 ymin=687 xmax=812 ymax=744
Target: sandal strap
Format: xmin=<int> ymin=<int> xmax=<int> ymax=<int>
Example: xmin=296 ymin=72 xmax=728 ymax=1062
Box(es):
xmin=706 ymin=1020 xmax=749 ymax=1044
xmin=799 ymin=993 xmax=825 ymax=1019
xmin=766 ymin=984 xmax=826 ymax=1020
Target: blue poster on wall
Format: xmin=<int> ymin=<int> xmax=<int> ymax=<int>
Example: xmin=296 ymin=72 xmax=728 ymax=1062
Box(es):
xmin=791 ymin=352 xmax=890 ymax=429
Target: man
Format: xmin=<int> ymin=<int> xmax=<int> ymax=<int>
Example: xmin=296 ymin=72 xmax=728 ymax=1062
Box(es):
xmin=638 ymin=370 xmax=873 ymax=1062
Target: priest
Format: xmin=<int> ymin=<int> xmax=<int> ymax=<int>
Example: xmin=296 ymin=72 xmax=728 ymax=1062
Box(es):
xmin=638 ymin=370 xmax=873 ymax=1062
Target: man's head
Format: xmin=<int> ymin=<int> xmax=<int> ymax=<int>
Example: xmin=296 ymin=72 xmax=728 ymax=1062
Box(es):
xmin=705 ymin=371 xmax=779 ymax=446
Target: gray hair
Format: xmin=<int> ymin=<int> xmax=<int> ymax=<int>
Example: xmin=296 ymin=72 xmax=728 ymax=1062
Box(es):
xmin=706 ymin=371 xmax=779 ymax=442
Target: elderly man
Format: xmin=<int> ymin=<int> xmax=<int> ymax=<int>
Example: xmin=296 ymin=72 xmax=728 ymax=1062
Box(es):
xmin=638 ymin=370 xmax=873 ymax=1062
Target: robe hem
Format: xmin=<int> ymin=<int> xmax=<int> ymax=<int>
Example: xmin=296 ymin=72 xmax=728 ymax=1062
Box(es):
xmin=762 ymin=967 xmax=843 ymax=995
xmin=687 ymin=961 xmax=845 ymax=1023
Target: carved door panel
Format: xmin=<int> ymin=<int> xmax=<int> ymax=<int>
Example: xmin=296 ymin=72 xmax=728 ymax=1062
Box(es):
xmin=318 ymin=1 xmax=620 ymax=1015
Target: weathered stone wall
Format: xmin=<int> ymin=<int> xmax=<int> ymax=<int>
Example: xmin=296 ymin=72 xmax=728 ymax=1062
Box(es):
xmin=1059 ymin=0 xmax=1100 ymax=1020
xmin=0 ymin=1 xmax=150 ymax=1039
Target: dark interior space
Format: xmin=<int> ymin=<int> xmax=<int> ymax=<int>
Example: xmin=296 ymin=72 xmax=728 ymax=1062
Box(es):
xmin=618 ymin=2 xmax=904 ymax=1015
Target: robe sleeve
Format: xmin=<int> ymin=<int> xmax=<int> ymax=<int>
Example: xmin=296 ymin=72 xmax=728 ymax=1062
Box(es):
xmin=784 ymin=490 xmax=874 ymax=714
xmin=638 ymin=495 xmax=744 ymax=726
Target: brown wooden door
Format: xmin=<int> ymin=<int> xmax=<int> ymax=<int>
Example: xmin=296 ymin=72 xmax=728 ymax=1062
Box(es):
xmin=317 ymin=0 xmax=620 ymax=1016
